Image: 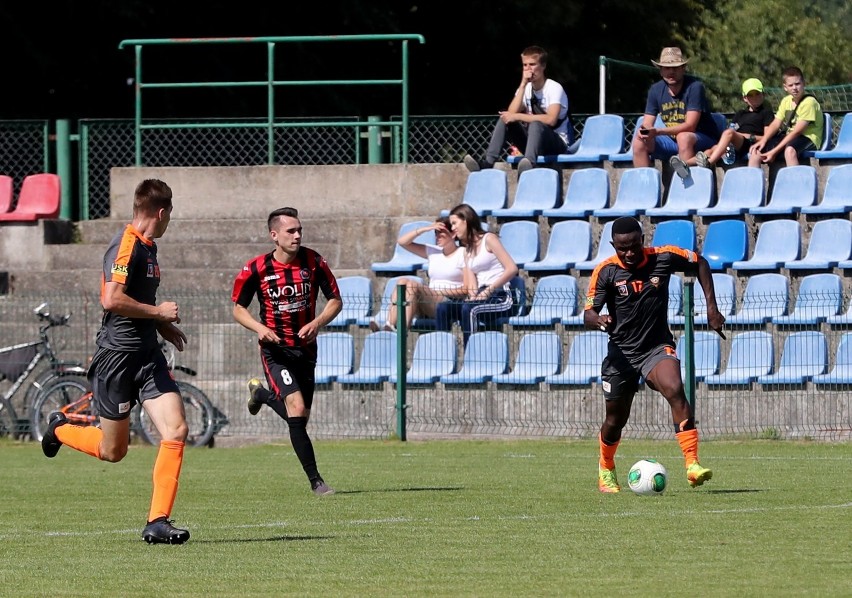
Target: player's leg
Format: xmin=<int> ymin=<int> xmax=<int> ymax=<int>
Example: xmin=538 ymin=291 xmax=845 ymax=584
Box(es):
xmin=598 ymin=358 xmax=638 ymax=493
xmin=644 ymin=352 xmax=712 ymax=488
xmin=139 ymin=354 xmax=190 ymax=544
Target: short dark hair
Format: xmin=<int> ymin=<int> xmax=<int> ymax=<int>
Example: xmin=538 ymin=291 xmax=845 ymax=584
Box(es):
xmin=133 ymin=179 xmax=172 ymax=216
xmin=782 ymin=66 xmax=804 ymax=81
xmin=268 ymin=207 xmax=299 ymax=231
xmin=611 ymin=216 xmax=642 ymax=236
xmin=521 ymin=46 xmax=548 ymax=67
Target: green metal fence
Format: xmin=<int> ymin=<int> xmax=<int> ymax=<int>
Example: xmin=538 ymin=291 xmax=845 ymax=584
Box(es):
xmin=1 ymin=288 xmax=849 ymax=443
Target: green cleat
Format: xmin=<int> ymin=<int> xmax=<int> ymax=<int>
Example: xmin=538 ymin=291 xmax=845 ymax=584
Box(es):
xmin=687 ymin=462 xmax=713 ymax=488
xmin=247 ymin=378 xmax=266 ymax=416
xmin=598 ymin=466 xmax=621 ymax=493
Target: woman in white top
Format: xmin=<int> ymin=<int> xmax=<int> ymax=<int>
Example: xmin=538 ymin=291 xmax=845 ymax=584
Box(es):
xmin=370 ymin=217 xmax=466 ymax=332
xmin=437 ymin=203 xmax=518 ymax=344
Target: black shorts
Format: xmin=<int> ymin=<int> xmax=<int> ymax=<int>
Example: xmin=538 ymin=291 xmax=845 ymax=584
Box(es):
xmin=87 ymin=344 xmax=179 ymax=421
xmin=601 ymin=344 xmax=678 ymax=401
xmin=259 ymin=344 xmax=316 ymax=409
xmin=761 ymin=133 xmax=816 ymax=157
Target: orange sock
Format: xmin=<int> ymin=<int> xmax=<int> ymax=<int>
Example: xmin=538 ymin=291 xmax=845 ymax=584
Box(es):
xmin=148 ymin=440 xmax=185 ymax=523
xmin=676 ymin=428 xmax=699 ymax=467
xmin=598 ymin=433 xmax=619 ymax=470
xmin=55 ymin=424 xmax=103 ymax=459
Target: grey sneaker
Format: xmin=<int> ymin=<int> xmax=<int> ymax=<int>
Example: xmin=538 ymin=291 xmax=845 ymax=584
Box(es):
xmin=695 ymin=151 xmax=710 ymax=168
xmin=311 ymin=478 xmax=336 ymax=496
xmin=517 ymin=157 xmax=534 ymax=177
xmin=669 ymin=155 xmax=691 ymax=179
xmin=247 ymin=378 xmax=265 ymax=416
xmin=463 ymin=154 xmax=485 ymax=172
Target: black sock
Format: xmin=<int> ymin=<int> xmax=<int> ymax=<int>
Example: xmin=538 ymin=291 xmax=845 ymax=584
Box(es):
xmin=287 ymin=417 xmax=319 ymax=481
xmin=265 ymin=396 xmax=289 ymax=421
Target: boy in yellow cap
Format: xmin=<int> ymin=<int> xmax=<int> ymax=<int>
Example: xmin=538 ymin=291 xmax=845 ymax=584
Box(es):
xmin=693 ymin=78 xmax=774 ymax=167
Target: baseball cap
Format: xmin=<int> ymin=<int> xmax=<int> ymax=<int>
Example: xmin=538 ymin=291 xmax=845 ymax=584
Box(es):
xmin=742 ymin=78 xmax=764 ymax=95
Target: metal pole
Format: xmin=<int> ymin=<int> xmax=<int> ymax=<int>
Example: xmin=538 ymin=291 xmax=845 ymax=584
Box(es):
xmin=55 ymin=119 xmax=73 ymax=220
xmin=683 ymin=278 xmax=696 ymax=412
xmin=599 ymin=56 xmax=606 ymax=115
xmin=395 ymin=283 xmax=407 ymax=441
xmin=368 ymin=116 xmax=383 ymax=164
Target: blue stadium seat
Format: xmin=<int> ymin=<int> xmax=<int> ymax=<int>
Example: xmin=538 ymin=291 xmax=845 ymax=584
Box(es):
xmin=441 ymin=331 xmax=509 ymax=384
xmin=809 ymin=112 xmax=852 ymax=160
xmin=390 ymin=331 xmax=457 ymax=384
xmin=545 ymin=331 xmax=608 ymax=385
xmin=696 ymin=166 xmax=764 ymax=217
xmin=826 ymin=296 xmax=852 ymax=325
xmin=524 ymin=220 xmax=591 ymax=272
xmin=508 ymin=274 xmax=578 ymax=327
xmin=785 ymin=219 xmax=852 ymax=270
xmin=646 ymin=166 xmax=715 ymax=217
xmin=731 ymin=219 xmax=800 ymax=271
xmin=491 ymin=276 xmax=529 ymax=328
xmin=498 ymin=220 xmax=540 ymax=268
xmin=440 ymin=169 xmax=508 ymax=217
xmin=668 ymin=274 xmax=684 ymax=324
xmin=371 ymin=221 xmax=433 ymax=273
xmin=802 ymin=112 xmax=835 ymax=158
xmin=651 ymin=219 xmax=695 ymax=251
xmin=669 ymin=273 xmax=736 ymax=326
xmin=327 ymin=276 xmax=373 ymax=328
xmin=813 ymin=332 xmax=852 ymax=386
xmin=726 ymin=273 xmax=788 ymax=325
xmin=336 ymin=331 xmax=397 ymax=384
xmin=491 ymin=168 xmax=560 ymax=218
xmin=772 ymin=273 xmax=843 ymax=326
xmin=607 ymin=115 xmax=663 ymax=163
xmin=541 ymin=168 xmax=609 ymax=219
xmin=593 ymin=167 xmax=661 ymax=218
xmin=492 ymin=331 xmax=562 ymax=385
xmin=315 ymin=333 xmax=355 ymax=384
xmin=801 ymin=164 xmax=852 ymax=215
xmin=749 ymin=165 xmax=817 ymax=215
xmin=703 ymin=331 xmax=774 ymax=386
xmin=555 ymin=114 xmax=625 ymax=164
xmin=574 ymin=221 xmax=616 ymax=272
xmin=676 ymin=331 xmax=721 ymax=381
xmin=357 ymin=275 xmax=423 ymax=328
xmin=701 ymin=219 xmax=747 ymax=270
xmin=757 ymin=331 xmax=828 ymax=385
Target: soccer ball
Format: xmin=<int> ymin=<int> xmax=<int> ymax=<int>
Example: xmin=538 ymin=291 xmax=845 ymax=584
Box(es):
xmin=627 ymin=459 xmax=668 ymax=496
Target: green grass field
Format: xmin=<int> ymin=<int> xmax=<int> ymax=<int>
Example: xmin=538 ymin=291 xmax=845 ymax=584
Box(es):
xmin=0 ymin=437 xmax=849 ymax=597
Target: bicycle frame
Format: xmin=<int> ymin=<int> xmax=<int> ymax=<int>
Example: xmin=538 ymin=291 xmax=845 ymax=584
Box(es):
xmin=59 ymin=391 xmax=98 ymax=426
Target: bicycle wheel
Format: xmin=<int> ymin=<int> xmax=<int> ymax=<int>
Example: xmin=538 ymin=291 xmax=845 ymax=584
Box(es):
xmin=29 ymin=377 xmax=92 ymax=442
xmin=136 ymin=381 xmax=216 ymax=448
xmin=0 ymin=397 xmax=18 ymax=439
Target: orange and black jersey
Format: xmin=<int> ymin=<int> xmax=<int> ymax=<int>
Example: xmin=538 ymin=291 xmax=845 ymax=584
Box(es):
xmin=232 ymin=247 xmax=340 ymax=359
xmin=97 ymin=224 xmax=161 ymax=351
xmin=585 ymin=245 xmax=699 ymax=361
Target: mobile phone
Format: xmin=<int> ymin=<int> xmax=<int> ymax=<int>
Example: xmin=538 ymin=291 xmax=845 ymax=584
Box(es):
xmin=639 ymin=127 xmax=649 ymax=135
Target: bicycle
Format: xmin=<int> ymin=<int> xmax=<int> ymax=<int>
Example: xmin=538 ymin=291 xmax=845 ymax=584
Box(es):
xmin=30 ymin=347 xmax=228 ymax=448
xmin=0 ymin=303 xmax=86 ymax=439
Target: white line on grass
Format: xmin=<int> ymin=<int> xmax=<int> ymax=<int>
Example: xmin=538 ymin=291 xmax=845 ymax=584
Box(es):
xmin=7 ymin=502 xmax=849 ymax=541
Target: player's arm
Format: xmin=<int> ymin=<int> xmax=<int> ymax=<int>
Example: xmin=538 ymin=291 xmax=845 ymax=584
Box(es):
xmin=232 ymin=302 xmax=281 ymax=344
xmin=695 ymin=256 xmax=726 ymax=337
xmin=297 ymin=297 xmax=342 ymax=342
xmin=102 ymin=281 xmax=179 ymax=323
xmin=583 ymin=266 xmax=611 ymax=331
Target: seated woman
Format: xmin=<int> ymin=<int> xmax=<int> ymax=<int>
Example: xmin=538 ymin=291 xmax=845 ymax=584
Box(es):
xmin=436 ymin=204 xmax=518 ymax=344
xmin=370 ymin=217 xmax=466 ymax=332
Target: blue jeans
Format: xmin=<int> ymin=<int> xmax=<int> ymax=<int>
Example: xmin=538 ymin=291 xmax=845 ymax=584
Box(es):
xmin=485 ymin=121 xmax=568 ymax=165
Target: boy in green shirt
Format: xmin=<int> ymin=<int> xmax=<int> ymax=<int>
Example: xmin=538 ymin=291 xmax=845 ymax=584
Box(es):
xmin=748 ymin=66 xmax=823 ymax=167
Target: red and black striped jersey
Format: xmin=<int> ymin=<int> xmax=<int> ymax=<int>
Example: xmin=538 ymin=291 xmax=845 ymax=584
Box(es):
xmin=96 ymin=224 xmax=161 ymax=351
xmin=232 ymin=247 xmax=340 ymax=353
xmin=585 ymin=245 xmax=698 ymax=360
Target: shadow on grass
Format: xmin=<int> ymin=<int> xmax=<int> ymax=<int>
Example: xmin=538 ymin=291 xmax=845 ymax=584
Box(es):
xmin=336 ymin=486 xmax=464 ymax=495
xmin=196 ymin=535 xmax=335 ymax=544
xmin=703 ymin=489 xmax=767 ymax=494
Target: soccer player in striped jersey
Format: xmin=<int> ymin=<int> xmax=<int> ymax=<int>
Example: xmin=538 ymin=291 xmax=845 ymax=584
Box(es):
xmin=40 ymin=178 xmax=192 ymax=544
xmin=584 ymin=217 xmax=725 ymax=492
xmin=232 ymin=207 xmax=342 ymax=496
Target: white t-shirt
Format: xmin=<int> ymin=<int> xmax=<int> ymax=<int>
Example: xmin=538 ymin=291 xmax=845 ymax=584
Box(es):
xmin=522 ymin=78 xmax=570 ymax=145
xmin=426 ymin=245 xmax=464 ymax=291
xmin=465 ymin=233 xmax=508 ymax=290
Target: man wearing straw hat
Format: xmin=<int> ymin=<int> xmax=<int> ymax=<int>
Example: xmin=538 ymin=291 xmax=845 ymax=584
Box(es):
xmin=632 ymin=47 xmax=719 ymax=179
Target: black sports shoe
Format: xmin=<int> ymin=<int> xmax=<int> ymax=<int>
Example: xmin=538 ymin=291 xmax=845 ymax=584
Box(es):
xmin=247 ymin=378 xmax=265 ymax=416
xmin=42 ymin=412 xmax=67 ymax=458
xmin=463 ymin=154 xmax=492 ymax=173
xmin=142 ymin=518 xmax=190 ymax=544
xmin=311 ymin=478 xmax=336 ymax=496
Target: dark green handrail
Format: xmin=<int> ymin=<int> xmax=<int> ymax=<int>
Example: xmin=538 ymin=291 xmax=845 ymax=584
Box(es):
xmin=118 ymin=34 xmax=426 ymax=165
